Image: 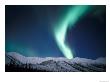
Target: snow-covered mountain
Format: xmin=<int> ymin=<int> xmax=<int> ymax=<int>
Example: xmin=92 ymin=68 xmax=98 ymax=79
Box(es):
xmin=5 ymin=52 xmax=106 ymax=72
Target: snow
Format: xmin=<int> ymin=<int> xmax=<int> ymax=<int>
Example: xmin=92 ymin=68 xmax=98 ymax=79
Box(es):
xmin=5 ymin=52 xmax=106 ymax=72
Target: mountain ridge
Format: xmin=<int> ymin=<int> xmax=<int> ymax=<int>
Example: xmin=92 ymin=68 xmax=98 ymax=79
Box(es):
xmin=5 ymin=52 xmax=106 ymax=72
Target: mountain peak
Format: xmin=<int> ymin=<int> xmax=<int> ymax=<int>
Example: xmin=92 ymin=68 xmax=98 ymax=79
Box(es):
xmin=5 ymin=52 xmax=106 ymax=72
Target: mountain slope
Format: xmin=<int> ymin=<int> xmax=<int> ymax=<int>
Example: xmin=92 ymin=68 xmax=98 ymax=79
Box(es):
xmin=5 ymin=52 xmax=106 ymax=72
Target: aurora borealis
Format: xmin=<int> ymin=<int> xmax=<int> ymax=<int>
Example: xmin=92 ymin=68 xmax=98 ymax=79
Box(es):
xmin=5 ymin=5 xmax=106 ymax=59
xmin=54 ymin=5 xmax=91 ymax=59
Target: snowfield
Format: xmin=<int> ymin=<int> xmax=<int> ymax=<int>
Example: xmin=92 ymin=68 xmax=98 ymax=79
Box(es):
xmin=5 ymin=52 xmax=106 ymax=72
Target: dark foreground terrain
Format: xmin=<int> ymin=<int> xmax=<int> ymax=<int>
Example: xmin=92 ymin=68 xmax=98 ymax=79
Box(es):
xmin=5 ymin=52 xmax=106 ymax=72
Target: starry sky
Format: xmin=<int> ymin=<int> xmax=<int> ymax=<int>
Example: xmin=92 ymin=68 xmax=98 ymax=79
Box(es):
xmin=5 ymin=5 xmax=106 ymax=59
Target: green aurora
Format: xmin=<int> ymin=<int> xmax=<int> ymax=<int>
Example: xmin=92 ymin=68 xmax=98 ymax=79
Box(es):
xmin=54 ymin=5 xmax=91 ymax=59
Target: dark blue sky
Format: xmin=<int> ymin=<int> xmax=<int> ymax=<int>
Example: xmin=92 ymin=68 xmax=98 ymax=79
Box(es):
xmin=5 ymin=5 xmax=106 ymax=59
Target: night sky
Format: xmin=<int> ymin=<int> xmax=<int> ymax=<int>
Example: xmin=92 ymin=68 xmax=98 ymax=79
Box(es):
xmin=5 ymin=5 xmax=106 ymax=59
